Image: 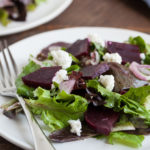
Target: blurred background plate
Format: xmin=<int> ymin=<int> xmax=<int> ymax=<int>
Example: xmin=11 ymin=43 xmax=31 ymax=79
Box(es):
xmin=0 ymin=0 xmax=73 ymax=36
xmin=143 ymin=0 xmax=150 ymax=7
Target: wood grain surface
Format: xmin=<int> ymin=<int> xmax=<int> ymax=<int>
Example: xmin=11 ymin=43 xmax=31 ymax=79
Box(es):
xmin=1 ymin=0 xmax=150 ymax=149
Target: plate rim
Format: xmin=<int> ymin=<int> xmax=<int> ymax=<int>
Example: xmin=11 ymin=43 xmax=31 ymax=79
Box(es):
xmin=0 ymin=26 xmax=150 ymax=150
xmin=9 ymin=26 xmax=150 ymax=47
xmin=0 ymin=0 xmax=73 ymax=36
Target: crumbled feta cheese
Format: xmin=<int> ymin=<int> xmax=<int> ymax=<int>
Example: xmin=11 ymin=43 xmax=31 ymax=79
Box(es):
xmin=103 ymin=53 xmax=122 ymax=64
xmin=52 ymin=69 xmax=68 ymax=88
xmin=50 ymin=49 xmax=72 ymax=69
xmin=140 ymin=53 xmax=146 ymax=60
xmin=88 ymin=33 xmax=105 ymax=47
xmin=68 ymin=119 xmax=82 ymax=136
xmin=99 ymin=75 xmax=115 ymax=91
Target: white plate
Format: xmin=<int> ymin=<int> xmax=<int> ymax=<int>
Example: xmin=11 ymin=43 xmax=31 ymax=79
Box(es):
xmin=0 ymin=27 xmax=150 ymax=150
xmin=0 ymin=0 xmax=72 ymax=36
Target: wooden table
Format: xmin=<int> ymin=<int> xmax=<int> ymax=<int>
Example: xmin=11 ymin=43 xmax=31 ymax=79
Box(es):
xmin=0 ymin=0 xmax=150 ymax=149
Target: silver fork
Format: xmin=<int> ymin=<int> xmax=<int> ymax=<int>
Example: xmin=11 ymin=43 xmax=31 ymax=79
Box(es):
xmin=0 ymin=40 xmax=56 ymax=150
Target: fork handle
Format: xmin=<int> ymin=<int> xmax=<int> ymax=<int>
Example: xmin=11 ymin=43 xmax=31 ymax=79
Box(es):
xmin=16 ymin=95 xmax=55 ymax=150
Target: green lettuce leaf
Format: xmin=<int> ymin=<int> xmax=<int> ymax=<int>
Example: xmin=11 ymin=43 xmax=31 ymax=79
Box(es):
xmin=128 ymin=36 xmax=150 ymax=64
xmin=123 ymin=86 xmax=150 ymax=104
xmin=0 ymin=9 xmax=10 ymax=26
xmin=144 ymin=54 xmax=150 ymax=64
xmin=26 ymin=87 xmax=88 ymax=131
xmin=123 ymin=86 xmax=150 ymax=113
xmin=66 ymin=65 xmax=80 ymax=74
xmin=69 ymin=53 xmax=80 ymax=64
xmin=128 ymin=36 xmax=150 ymax=54
xmin=87 ymin=79 xmax=121 ymax=109
xmin=143 ymin=95 xmax=150 ymax=111
xmin=27 ymin=4 xmax=36 ymax=11
xmin=15 ymin=61 xmax=40 ymax=98
xmin=87 ymin=80 xmax=150 ymax=122
xmin=108 ymin=132 xmax=144 ymax=148
xmin=35 ymin=0 xmax=46 ymax=5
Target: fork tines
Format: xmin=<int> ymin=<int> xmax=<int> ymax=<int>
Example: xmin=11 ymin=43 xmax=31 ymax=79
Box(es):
xmin=0 ymin=40 xmax=18 ymax=89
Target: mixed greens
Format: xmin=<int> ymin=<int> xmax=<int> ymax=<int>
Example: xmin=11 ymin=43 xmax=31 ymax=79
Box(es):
xmin=2 ymin=34 xmax=150 ymax=148
xmin=0 ymin=0 xmax=45 ymax=26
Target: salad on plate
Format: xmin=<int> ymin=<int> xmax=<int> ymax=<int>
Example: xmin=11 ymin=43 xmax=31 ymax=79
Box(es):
xmin=2 ymin=33 xmax=150 ymax=148
xmin=0 ymin=0 xmax=45 ymax=26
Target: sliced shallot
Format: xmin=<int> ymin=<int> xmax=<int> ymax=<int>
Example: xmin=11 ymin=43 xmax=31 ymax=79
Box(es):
xmin=129 ymin=62 xmax=150 ymax=81
xmin=59 ymin=79 xmax=76 ymax=94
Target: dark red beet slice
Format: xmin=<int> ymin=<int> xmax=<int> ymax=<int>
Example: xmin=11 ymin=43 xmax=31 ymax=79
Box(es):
xmin=37 ymin=42 xmax=71 ymax=61
xmin=80 ymin=63 xmax=109 ymax=79
xmin=22 ymin=66 xmax=61 ymax=89
xmin=67 ymin=38 xmax=90 ymax=58
xmin=85 ymin=106 xmax=119 ymax=135
xmin=106 ymin=41 xmax=141 ymax=64
xmin=50 ymin=42 xmax=71 ymax=48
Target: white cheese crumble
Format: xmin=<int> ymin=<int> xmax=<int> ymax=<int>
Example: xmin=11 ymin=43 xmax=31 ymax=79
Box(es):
xmin=140 ymin=53 xmax=146 ymax=60
xmin=103 ymin=52 xmax=122 ymax=64
xmin=88 ymin=33 xmax=105 ymax=47
xmin=99 ymin=75 xmax=115 ymax=91
xmin=68 ymin=119 xmax=82 ymax=136
xmin=50 ymin=49 xmax=72 ymax=69
xmin=52 ymin=69 xmax=68 ymax=88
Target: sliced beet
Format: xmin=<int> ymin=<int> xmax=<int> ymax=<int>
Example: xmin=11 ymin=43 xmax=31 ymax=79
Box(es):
xmin=50 ymin=42 xmax=71 ymax=48
xmin=85 ymin=105 xmax=119 ymax=135
xmin=69 ymin=71 xmax=82 ymax=80
xmin=67 ymin=38 xmax=90 ymax=58
xmin=37 ymin=42 xmax=71 ymax=61
xmin=106 ymin=41 xmax=141 ymax=64
xmin=80 ymin=63 xmax=109 ymax=79
xmin=50 ymin=122 xmax=97 ymax=143
xmin=22 ymin=66 xmax=61 ymax=89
